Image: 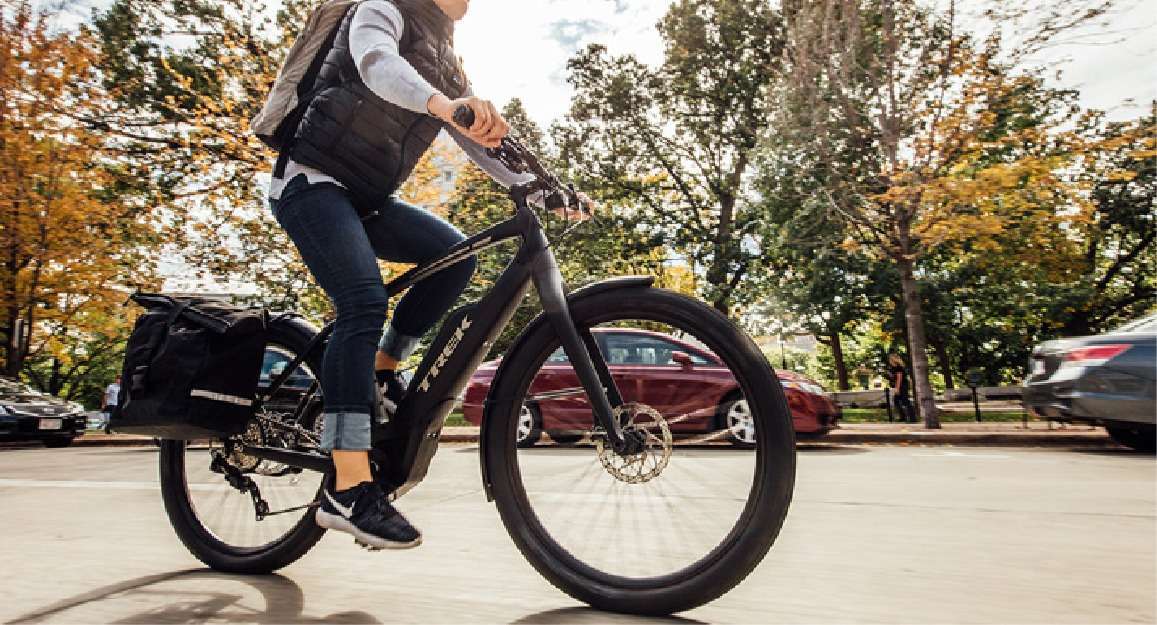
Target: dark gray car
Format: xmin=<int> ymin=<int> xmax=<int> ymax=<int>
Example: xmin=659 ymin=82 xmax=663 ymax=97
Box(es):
xmin=0 ymin=377 xmax=87 ymax=447
xmin=1024 ymin=314 xmax=1156 ymax=452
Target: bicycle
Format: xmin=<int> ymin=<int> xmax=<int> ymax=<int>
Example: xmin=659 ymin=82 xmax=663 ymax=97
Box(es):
xmin=157 ymin=106 xmax=796 ymax=616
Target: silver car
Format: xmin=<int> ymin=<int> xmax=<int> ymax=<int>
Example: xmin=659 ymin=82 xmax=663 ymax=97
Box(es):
xmin=1024 ymin=314 xmax=1156 ymax=452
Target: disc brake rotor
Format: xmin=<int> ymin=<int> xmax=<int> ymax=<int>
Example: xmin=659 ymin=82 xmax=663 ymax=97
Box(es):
xmin=595 ymin=403 xmax=672 ymax=484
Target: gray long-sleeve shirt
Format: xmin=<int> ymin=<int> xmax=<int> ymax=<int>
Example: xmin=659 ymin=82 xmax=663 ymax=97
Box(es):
xmin=268 ymin=0 xmax=531 ymax=200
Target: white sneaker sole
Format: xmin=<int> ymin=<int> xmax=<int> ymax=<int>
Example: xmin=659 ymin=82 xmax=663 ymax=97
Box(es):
xmin=315 ymin=509 xmax=422 ymax=551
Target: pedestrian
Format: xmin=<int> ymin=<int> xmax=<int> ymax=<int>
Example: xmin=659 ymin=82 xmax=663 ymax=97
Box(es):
xmin=103 ymin=374 xmax=121 ymax=433
xmin=259 ymin=0 xmax=577 ymax=551
xmin=887 ymin=353 xmax=916 ymax=423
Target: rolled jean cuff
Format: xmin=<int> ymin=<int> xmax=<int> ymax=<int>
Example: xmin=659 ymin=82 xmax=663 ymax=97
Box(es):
xmin=378 ymin=323 xmax=421 ymax=362
xmin=320 ymin=412 xmax=372 ymax=451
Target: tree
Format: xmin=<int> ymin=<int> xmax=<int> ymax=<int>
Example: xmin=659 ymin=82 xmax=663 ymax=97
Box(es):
xmin=771 ymin=0 xmax=1110 ymax=427
xmin=553 ymin=0 xmax=785 ymax=316
xmin=1056 ymin=108 xmax=1156 ymax=335
xmin=445 ymin=99 xmax=682 ymax=356
xmin=0 ymin=2 xmax=163 ymax=389
xmin=86 ymin=0 xmax=320 ymax=307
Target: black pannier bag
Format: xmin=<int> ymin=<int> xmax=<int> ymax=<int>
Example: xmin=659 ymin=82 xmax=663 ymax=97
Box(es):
xmin=110 ymin=293 xmax=269 ymax=439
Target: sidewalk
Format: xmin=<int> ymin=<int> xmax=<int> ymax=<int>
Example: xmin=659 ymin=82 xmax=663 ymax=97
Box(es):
xmin=816 ymin=420 xmax=1111 ymax=446
xmin=70 ymin=420 xmax=1114 ymax=448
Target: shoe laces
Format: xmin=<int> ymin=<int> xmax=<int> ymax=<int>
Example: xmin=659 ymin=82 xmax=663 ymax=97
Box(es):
xmin=356 ymin=482 xmax=395 ymax=519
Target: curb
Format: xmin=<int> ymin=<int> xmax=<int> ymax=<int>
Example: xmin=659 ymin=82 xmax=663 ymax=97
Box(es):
xmin=69 ymin=430 xmax=1116 ymax=449
xmin=818 ymin=431 xmax=1114 ymax=447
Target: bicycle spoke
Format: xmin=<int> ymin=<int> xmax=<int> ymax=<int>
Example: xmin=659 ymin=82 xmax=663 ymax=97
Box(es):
xmin=181 ymin=343 xmax=323 ymax=550
xmin=512 ymin=318 xmax=763 ymax=579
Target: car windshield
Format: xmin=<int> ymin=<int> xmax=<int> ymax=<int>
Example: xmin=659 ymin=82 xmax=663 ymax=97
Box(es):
xmin=1112 ymin=314 xmax=1157 ymax=334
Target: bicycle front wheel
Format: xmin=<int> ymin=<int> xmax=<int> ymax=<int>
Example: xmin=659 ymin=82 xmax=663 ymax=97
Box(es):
xmin=484 ymin=287 xmax=796 ymax=615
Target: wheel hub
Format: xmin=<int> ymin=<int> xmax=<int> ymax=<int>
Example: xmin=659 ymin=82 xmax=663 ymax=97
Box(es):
xmin=726 ymin=399 xmax=755 ymax=445
xmin=517 ymin=404 xmax=535 ymax=442
xmin=595 ymin=403 xmax=672 ymax=484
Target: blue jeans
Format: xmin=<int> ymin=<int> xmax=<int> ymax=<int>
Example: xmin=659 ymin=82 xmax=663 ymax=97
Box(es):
xmin=272 ymin=174 xmax=476 ymax=450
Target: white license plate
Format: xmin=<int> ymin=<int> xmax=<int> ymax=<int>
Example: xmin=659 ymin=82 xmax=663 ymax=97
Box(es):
xmin=38 ymin=418 xmax=63 ymax=430
xmin=1031 ymin=359 xmax=1046 ymax=376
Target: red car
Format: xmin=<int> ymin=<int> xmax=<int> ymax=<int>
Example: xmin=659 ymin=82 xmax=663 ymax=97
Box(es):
xmin=462 ymin=328 xmax=841 ymax=447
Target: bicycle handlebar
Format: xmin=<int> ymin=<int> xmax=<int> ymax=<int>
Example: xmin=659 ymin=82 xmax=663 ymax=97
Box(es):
xmin=451 ymin=105 xmax=477 ymax=129
xmin=451 ymin=105 xmax=591 ymax=217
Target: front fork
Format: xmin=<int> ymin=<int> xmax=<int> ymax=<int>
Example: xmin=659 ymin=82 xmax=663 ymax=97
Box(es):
xmin=529 ymin=243 xmax=637 ymax=453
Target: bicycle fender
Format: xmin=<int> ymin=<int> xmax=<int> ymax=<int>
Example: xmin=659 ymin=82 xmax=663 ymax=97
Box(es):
xmin=478 ymin=275 xmax=654 ymax=501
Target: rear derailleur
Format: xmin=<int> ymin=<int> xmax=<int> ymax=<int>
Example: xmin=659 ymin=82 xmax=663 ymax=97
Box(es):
xmin=210 ymin=450 xmax=270 ymax=521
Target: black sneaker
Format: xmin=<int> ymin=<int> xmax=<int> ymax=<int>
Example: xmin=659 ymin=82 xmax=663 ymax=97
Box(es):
xmin=315 ymin=478 xmax=422 ymax=550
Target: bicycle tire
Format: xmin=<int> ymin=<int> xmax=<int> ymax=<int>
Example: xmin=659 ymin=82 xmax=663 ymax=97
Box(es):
xmin=484 ymin=287 xmax=796 ymax=614
xmin=159 ymin=319 xmax=328 ymax=574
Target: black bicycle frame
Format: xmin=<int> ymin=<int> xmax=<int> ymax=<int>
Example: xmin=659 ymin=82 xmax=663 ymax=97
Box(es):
xmin=245 ymin=183 xmax=628 ymax=494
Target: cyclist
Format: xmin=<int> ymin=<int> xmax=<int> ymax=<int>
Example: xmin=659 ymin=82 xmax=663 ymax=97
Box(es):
xmin=269 ymin=0 xmax=543 ymax=550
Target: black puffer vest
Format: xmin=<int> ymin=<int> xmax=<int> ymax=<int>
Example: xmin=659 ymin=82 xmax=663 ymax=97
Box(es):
xmin=290 ymin=0 xmax=467 ymax=212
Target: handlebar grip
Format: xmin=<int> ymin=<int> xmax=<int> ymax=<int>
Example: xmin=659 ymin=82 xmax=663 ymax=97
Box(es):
xmin=452 ymin=105 xmax=475 ymax=128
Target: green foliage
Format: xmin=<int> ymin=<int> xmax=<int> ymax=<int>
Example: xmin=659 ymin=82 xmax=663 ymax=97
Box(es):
xmin=444 ymin=99 xmax=675 ymax=358
xmin=552 ymin=0 xmax=785 ymax=315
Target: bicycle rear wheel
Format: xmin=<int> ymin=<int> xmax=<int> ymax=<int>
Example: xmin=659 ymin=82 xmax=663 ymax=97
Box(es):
xmin=484 ymin=287 xmax=795 ymax=615
xmin=159 ymin=320 xmax=327 ymax=574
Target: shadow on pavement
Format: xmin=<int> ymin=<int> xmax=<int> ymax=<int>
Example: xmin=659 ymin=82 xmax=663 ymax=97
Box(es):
xmin=796 ymin=443 xmax=869 ymax=455
xmin=1073 ymin=447 xmax=1154 ymax=457
xmin=6 ymin=569 xmax=379 ymax=624
xmin=511 ymin=607 xmax=704 ymax=625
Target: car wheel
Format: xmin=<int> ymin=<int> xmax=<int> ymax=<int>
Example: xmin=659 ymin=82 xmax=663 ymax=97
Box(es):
xmin=516 ymin=403 xmax=542 ymax=448
xmin=547 ymin=432 xmax=583 ymax=445
xmin=720 ymin=393 xmax=756 ymax=449
xmin=42 ymin=437 xmax=74 ymax=448
xmin=1106 ymin=424 xmax=1156 ymax=453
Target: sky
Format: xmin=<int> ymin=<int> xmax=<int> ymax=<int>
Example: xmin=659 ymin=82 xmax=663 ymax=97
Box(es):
xmin=41 ymin=0 xmax=1157 ymax=127
xmin=458 ymin=0 xmax=1154 ymax=124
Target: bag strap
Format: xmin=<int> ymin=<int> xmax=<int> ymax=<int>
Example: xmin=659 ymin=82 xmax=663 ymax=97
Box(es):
xmin=127 ymin=301 xmax=191 ymax=394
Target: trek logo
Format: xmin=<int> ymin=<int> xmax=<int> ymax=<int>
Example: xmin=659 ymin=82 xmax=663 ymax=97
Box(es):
xmin=418 ymin=316 xmax=472 ymax=392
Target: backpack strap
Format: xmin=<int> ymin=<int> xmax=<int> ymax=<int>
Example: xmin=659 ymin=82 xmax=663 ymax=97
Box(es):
xmin=273 ymin=3 xmax=360 ymax=178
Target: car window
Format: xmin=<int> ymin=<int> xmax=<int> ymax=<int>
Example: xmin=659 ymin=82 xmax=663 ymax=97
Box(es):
xmin=0 ymin=378 xmax=46 ymax=402
xmin=603 ymin=334 xmax=712 ymax=365
xmin=260 ymin=351 xmax=311 ymax=383
xmin=1114 ymin=314 xmax=1157 ymax=334
xmin=545 ymin=337 xmax=712 ymax=365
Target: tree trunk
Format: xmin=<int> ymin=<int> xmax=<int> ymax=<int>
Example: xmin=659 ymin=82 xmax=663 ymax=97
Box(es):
xmin=829 ymin=331 xmax=850 ymax=391
xmin=708 ymin=195 xmax=736 ymax=316
xmin=3 ymin=308 xmax=22 ymax=378
xmin=932 ymin=336 xmax=955 ymax=390
xmin=897 ymin=259 xmax=940 ymax=428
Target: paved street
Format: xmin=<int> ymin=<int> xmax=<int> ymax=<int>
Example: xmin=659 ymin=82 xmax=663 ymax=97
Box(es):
xmin=0 ymin=443 xmax=1153 ymax=624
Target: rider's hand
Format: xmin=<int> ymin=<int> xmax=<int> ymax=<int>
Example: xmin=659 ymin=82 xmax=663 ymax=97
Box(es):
xmin=428 ymin=93 xmax=508 ymax=148
xmin=575 ymin=191 xmax=597 ymax=219
xmin=546 ymin=190 xmax=594 ymax=222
